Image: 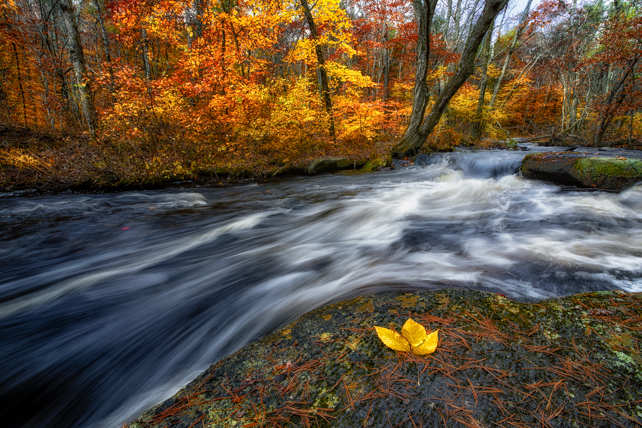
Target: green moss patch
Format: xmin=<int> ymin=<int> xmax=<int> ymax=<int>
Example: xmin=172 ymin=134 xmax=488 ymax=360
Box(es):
xmin=522 ymin=153 xmax=642 ymax=191
xmin=575 ymin=157 xmax=642 ymax=179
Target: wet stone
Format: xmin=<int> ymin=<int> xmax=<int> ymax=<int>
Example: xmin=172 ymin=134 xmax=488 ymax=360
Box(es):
xmin=306 ymin=158 xmax=353 ymax=175
xmin=128 ymin=289 xmax=642 ymax=428
xmin=521 ymin=153 xmax=642 ymax=191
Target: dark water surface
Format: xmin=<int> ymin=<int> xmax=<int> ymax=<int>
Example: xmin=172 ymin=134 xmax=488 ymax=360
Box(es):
xmin=2 ymin=148 xmax=642 ymax=428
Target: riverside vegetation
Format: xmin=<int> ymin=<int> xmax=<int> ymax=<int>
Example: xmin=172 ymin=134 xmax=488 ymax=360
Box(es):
xmin=1 ymin=0 xmax=641 ymax=192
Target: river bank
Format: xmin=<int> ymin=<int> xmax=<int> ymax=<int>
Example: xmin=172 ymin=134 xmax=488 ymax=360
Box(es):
xmin=3 ymin=129 xmax=642 ymax=196
xmin=128 ymin=289 xmax=642 ymax=428
xmin=0 ymin=125 xmax=393 ymax=195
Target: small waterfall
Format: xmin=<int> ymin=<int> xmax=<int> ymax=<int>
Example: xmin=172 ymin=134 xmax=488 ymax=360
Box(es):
xmin=415 ymin=149 xmax=535 ymax=179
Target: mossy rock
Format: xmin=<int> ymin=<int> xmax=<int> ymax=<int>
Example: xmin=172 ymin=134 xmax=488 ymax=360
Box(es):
xmin=521 ymin=153 xmax=642 ymax=191
xmin=128 ymin=289 xmax=642 ymax=428
xmin=362 ymin=157 xmax=391 ymax=171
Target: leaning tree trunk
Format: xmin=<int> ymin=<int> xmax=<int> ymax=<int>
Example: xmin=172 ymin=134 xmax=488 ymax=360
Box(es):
xmin=300 ymin=0 xmax=336 ymax=140
xmin=488 ymin=0 xmax=532 ymax=110
xmin=473 ymin=21 xmax=494 ymax=140
xmin=59 ymin=0 xmax=96 ymax=136
xmin=392 ymin=0 xmax=509 ymax=158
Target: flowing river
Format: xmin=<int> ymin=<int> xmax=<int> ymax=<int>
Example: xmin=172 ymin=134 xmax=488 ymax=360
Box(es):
xmin=2 ymin=148 xmax=642 ymax=428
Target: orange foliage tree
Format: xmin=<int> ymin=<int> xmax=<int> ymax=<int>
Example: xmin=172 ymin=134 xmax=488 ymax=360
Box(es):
xmin=1 ymin=0 xmax=640 ymax=181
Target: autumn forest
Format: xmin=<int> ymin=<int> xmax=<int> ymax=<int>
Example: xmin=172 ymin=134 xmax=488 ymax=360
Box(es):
xmin=1 ymin=0 xmax=641 ymax=189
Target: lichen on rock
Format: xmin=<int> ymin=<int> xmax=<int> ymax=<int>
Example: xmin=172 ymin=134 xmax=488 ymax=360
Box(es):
xmin=521 ymin=153 xmax=642 ymax=191
xmin=128 ymin=289 xmax=642 ymax=428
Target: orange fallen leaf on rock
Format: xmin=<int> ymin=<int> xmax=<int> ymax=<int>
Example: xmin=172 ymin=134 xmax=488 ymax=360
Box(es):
xmin=375 ymin=318 xmax=439 ymax=356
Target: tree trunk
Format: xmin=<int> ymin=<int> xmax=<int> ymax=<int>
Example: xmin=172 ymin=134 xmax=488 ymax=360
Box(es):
xmin=629 ymin=77 xmax=635 ymax=145
xmin=300 ymin=0 xmax=336 ymax=140
xmin=91 ymin=0 xmax=113 ymax=88
xmin=560 ymin=75 xmax=567 ymax=131
xmin=187 ymin=0 xmax=203 ymax=51
xmin=396 ymin=0 xmax=436 ymax=152
xmin=91 ymin=0 xmax=111 ymax=63
xmin=488 ymin=0 xmax=532 ymax=110
xmin=141 ymin=28 xmax=152 ymax=81
xmin=392 ymin=0 xmax=509 ymax=158
xmin=383 ymin=22 xmax=390 ymax=102
xmin=37 ymin=0 xmax=75 ymax=124
xmin=11 ymin=42 xmax=28 ymax=126
xmin=594 ymin=56 xmax=639 ymax=146
xmin=473 ymin=21 xmax=494 ymax=140
xmin=499 ymin=52 xmax=541 ymax=109
xmin=569 ymin=87 xmax=578 ymax=129
xmin=59 ymin=0 xmax=95 ymax=136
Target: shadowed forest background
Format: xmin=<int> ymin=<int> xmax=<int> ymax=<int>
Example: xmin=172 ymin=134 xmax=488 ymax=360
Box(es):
xmin=0 ymin=0 xmax=641 ymax=189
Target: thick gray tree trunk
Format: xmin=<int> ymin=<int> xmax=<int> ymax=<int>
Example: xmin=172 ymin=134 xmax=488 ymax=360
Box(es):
xmin=59 ymin=0 xmax=96 ymax=136
xmin=300 ymin=0 xmax=336 ymax=140
xmin=394 ymin=0 xmax=438 ymax=154
xmin=392 ymin=0 xmax=509 ymax=158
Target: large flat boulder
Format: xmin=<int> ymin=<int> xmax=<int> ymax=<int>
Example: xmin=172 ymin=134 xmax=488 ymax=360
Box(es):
xmin=521 ymin=153 xmax=642 ymax=191
xmin=128 ymin=289 xmax=642 ymax=428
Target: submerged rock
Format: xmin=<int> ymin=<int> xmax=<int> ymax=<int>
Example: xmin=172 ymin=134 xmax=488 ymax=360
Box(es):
xmin=521 ymin=153 xmax=642 ymax=191
xmin=128 ymin=289 xmax=642 ymax=428
xmin=307 ymin=158 xmax=353 ymax=175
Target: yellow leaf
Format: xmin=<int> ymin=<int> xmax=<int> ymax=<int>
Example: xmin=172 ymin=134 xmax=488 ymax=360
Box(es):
xmin=376 ymin=319 xmax=439 ymax=356
xmin=375 ymin=326 xmax=410 ymax=353
xmin=401 ymin=318 xmax=427 ymax=349
xmin=413 ymin=329 xmax=439 ymax=355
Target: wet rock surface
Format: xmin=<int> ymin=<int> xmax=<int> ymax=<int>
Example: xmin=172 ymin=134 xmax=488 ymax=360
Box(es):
xmin=307 ymin=158 xmax=358 ymax=175
xmin=521 ymin=152 xmax=642 ymax=191
xmin=129 ymin=289 xmax=642 ymax=428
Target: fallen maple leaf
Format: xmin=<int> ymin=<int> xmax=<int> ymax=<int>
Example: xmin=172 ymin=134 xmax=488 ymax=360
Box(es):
xmin=375 ymin=318 xmax=438 ymax=356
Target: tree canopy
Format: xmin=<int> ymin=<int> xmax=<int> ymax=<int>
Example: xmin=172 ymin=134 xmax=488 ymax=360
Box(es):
xmin=1 ymin=0 xmax=641 ymax=178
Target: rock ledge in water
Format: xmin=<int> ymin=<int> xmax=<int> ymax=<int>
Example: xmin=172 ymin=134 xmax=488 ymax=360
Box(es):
xmin=521 ymin=153 xmax=642 ymax=191
xmin=128 ymin=289 xmax=642 ymax=428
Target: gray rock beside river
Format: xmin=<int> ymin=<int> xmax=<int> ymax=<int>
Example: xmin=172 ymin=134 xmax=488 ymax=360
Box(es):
xmin=521 ymin=153 xmax=642 ymax=191
xmin=128 ymin=289 xmax=642 ymax=428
